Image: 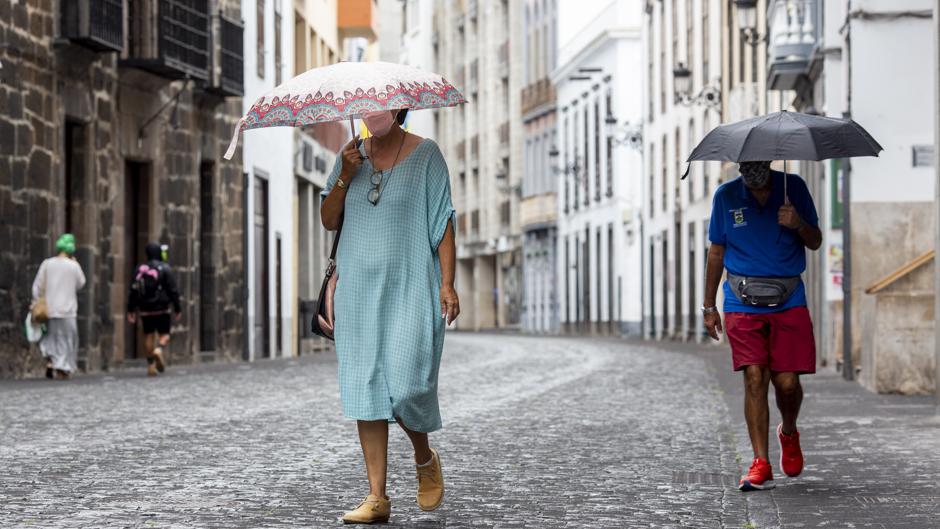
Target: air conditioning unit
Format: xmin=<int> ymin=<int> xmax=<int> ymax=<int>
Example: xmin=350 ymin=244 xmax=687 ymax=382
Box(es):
xmin=302 ymin=143 xmax=313 ymax=172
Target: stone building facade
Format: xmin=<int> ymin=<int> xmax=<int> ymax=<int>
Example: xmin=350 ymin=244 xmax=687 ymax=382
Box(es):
xmin=0 ymin=0 xmax=246 ymax=377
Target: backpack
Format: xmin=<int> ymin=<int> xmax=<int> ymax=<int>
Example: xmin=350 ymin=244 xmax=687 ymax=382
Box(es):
xmin=134 ymin=263 xmax=164 ymax=306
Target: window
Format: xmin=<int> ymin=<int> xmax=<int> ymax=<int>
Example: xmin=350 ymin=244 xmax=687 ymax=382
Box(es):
xmin=257 ymin=0 xmax=265 ymax=78
xmin=659 ymin=2 xmax=666 ymax=114
xmin=583 ymin=106 xmax=589 ymax=205
xmin=594 ymin=99 xmax=600 ymax=201
xmin=563 ymin=115 xmax=570 ymax=212
xmin=661 ymin=134 xmax=667 ymax=212
xmin=702 ymin=0 xmax=709 ymax=83
xmin=674 ymin=128 xmax=680 ymax=207
xmin=649 ymin=142 xmax=655 ymax=213
xmin=605 ymin=88 xmax=613 ymax=197
xmin=688 ymin=118 xmax=695 ymax=201
xmin=686 ymin=0 xmax=692 ymax=79
xmin=274 ymin=1 xmax=282 ymax=84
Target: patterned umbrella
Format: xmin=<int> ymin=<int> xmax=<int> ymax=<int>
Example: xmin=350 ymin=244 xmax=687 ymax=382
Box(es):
xmin=224 ymin=61 xmax=466 ymax=160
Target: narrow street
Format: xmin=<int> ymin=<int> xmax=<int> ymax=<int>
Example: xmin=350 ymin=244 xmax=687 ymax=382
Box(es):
xmin=1 ymin=333 xmax=938 ymax=528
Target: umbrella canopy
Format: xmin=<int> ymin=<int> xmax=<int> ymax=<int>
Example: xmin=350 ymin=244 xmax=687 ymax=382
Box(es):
xmin=224 ymin=61 xmax=466 ymax=160
xmin=686 ymin=111 xmax=882 ymax=164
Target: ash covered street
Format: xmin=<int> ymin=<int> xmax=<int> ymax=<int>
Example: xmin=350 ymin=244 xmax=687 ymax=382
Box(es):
xmin=1 ymin=333 xmax=938 ymax=528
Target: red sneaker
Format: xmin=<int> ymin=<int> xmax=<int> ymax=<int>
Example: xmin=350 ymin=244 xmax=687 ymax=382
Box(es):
xmin=738 ymin=458 xmax=775 ymax=491
xmin=777 ymin=423 xmax=804 ymax=477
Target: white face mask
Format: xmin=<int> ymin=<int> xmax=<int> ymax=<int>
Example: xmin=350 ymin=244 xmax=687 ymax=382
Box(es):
xmin=362 ymin=111 xmax=396 ymax=137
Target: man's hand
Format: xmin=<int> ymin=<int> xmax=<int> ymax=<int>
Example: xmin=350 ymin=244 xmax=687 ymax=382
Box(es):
xmin=440 ymin=285 xmax=460 ymax=325
xmin=778 ymin=203 xmax=802 ymax=230
xmin=126 ymin=313 xmax=136 ymax=324
xmin=704 ymin=310 xmax=723 ymax=341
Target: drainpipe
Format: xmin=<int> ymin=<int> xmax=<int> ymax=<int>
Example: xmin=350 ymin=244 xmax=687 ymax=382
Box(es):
xmin=934 ymin=0 xmax=940 ymax=412
xmin=841 ymin=0 xmax=854 ymax=381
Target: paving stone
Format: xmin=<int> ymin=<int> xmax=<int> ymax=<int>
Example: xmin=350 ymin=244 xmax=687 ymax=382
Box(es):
xmin=0 ymin=334 xmax=937 ymax=528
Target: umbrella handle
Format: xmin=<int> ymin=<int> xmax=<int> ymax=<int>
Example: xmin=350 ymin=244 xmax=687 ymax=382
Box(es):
xmin=783 ymin=159 xmax=790 ymax=205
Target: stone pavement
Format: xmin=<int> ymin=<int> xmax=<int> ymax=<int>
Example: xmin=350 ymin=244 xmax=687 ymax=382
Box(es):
xmin=0 ymin=333 xmax=937 ymax=528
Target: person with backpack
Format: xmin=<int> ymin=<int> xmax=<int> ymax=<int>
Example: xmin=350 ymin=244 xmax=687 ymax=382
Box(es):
xmin=126 ymin=242 xmax=182 ymax=377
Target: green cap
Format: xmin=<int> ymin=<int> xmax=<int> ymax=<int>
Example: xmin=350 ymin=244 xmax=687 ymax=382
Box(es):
xmin=56 ymin=233 xmax=76 ymax=255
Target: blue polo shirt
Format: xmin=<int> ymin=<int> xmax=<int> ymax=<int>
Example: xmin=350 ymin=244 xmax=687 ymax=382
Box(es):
xmin=708 ymin=170 xmax=819 ymax=314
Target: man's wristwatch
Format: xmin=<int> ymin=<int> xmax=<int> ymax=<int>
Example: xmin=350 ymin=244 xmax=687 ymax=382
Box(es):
xmin=701 ymin=305 xmax=718 ymax=315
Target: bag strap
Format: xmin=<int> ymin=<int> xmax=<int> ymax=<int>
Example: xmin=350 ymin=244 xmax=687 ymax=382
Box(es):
xmin=329 ymin=216 xmax=343 ymax=261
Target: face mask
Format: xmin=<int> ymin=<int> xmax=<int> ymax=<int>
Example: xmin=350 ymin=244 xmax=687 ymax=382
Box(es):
xmin=362 ymin=111 xmax=396 ymax=137
xmin=740 ymin=162 xmax=771 ymax=189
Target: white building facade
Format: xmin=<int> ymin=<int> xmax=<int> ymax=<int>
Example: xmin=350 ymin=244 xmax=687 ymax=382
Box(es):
xmin=242 ymin=0 xmax=295 ymax=359
xmin=554 ymin=1 xmax=644 ymax=336
xmin=520 ymin=0 xmax=559 ymax=334
xmin=399 ymin=0 xmax=438 ymax=138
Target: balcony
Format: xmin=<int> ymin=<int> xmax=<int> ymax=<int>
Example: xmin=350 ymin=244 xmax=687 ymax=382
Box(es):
xmin=521 ymin=78 xmax=556 ymax=116
xmin=767 ymin=0 xmax=820 ymax=90
xmin=338 ymin=0 xmax=379 ymax=42
xmin=125 ymin=0 xmax=211 ymax=81
xmin=60 ymin=0 xmax=124 ymax=52
xmin=497 ymin=41 xmax=509 ymax=80
xmin=208 ymin=12 xmax=244 ymax=97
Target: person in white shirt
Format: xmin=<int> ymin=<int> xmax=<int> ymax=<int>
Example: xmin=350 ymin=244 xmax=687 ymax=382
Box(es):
xmin=31 ymin=234 xmax=86 ymax=380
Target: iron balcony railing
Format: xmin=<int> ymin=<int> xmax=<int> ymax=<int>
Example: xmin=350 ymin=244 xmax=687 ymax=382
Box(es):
xmin=126 ymin=0 xmax=211 ymax=81
xmin=60 ymin=0 xmax=124 ymax=52
xmin=767 ymin=0 xmax=820 ymax=90
xmin=216 ymin=12 xmax=244 ymax=96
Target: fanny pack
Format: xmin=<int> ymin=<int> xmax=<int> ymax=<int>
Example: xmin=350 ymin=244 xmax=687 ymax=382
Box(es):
xmin=727 ymin=273 xmax=801 ymax=307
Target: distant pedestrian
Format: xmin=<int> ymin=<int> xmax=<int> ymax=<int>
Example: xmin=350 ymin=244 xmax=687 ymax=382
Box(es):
xmin=126 ymin=242 xmax=182 ymax=377
xmin=320 ymin=109 xmax=457 ymax=524
xmin=32 ymin=234 xmax=86 ymax=380
xmin=703 ymin=161 xmax=822 ymax=491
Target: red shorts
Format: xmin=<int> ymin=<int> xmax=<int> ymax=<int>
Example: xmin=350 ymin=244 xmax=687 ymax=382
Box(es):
xmin=725 ymin=307 xmax=816 ymax=374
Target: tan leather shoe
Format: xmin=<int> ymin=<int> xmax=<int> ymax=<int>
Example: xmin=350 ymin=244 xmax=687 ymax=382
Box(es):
xmin=147 ymin=363 xmax=158 ymax=377
xmin=416 ymin=448 xmax=444 ymax=511
xmin=342 ymin=494 xmax=390 ymax=524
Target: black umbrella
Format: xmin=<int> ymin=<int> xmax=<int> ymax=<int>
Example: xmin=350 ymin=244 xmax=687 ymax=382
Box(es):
xmin=687 ymin=111 xmax=882 ymax=163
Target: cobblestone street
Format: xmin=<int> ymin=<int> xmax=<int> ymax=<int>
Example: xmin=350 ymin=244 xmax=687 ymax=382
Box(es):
xmin=1 ymin=333 xmax=938 ymax=528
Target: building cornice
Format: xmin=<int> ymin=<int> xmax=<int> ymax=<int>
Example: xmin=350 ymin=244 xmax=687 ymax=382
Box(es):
xmin=551 ymin=27 xmax=641 ymax=86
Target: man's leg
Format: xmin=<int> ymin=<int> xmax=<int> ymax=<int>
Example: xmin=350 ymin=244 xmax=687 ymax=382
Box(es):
xmin=771 ymin=371 xmax=802 ymax=435
xmin=143 ymin=332 xmax=158 ymax=376
xmin=743 ymin=365 xmax=771 ymax=460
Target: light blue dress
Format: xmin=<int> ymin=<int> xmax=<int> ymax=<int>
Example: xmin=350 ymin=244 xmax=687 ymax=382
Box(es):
xmin=321 ymin=138 xmax=455 ymax=432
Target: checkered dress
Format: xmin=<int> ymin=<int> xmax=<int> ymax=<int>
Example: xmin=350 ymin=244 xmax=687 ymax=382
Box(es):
xmin=321 ymin=139 xmax=456 ymax=432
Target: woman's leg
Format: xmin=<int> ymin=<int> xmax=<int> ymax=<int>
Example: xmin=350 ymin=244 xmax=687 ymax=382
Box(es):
xmin=396 ymin=418 xmax=432 ymax=464
xmin=357 ymin=420 xmax=390 ymax=497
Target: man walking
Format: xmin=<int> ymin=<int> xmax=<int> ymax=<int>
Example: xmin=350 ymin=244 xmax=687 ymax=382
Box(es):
xmin=703 ymin=161 xmax=822 ymax=491
xmin=127 ymin=242 xmax=182 ymax=377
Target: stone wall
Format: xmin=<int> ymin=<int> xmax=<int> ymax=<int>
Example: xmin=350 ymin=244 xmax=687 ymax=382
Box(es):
xmin=0 ymin=0 xmax=246 ymax=378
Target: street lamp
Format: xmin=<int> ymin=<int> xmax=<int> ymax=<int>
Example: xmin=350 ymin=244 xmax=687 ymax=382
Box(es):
xmin=672 ymin=66 xmax=722 ymax=111
xmin=734 ymin=0 xmax=764 ymax=46
xmin=673 ymin=64 xmax=692 ymax=98
xmin=548 ymin=147 xmax=585 ymax=182
xmin=605 ymin=113 xmax=643 ymax=151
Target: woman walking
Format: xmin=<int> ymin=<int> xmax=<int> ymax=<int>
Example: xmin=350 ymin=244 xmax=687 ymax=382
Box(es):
xmin=320 ymin=108 xmax=459 ymax=524
xmin=32 ymin=234 xmax=86 ymax=380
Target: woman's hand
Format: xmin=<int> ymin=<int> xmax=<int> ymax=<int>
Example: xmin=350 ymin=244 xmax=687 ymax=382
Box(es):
xmin=440 ymin=285 xmax=460 ymax=325
xmin=340 ymin=136 xmax=364 ymax=181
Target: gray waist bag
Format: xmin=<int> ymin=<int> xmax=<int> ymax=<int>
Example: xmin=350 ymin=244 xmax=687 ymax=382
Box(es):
xmin=727 ymin=274 xmax=801 ymax=307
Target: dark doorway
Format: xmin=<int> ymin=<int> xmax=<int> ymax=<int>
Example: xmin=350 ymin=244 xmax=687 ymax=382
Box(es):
xmin=583 ymin=226 xmax=590 ymax=332
xmin=608 ymin=224 xmax=614 ymax=333
xmin=674 ymin=221 xmax=682 ymax=340
xmin=275 ymin=233 xmax=283 ymax=355
xmin=661 ymin=233 xmax=669 ymax=337
xmin=649 ymin=240 xmax=656 ymax=339
xmin=688 ymin=222 xmax=697 ymax=341
xmin=199 ymin=161 xmax=218 ymax=353
xmin=124 ymin=161 xmax=150 ymax=360
xmin=596 ymin=228 xmax=601 ymax=331
xmin=253 ymin=176 xmax=270 ymax=358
